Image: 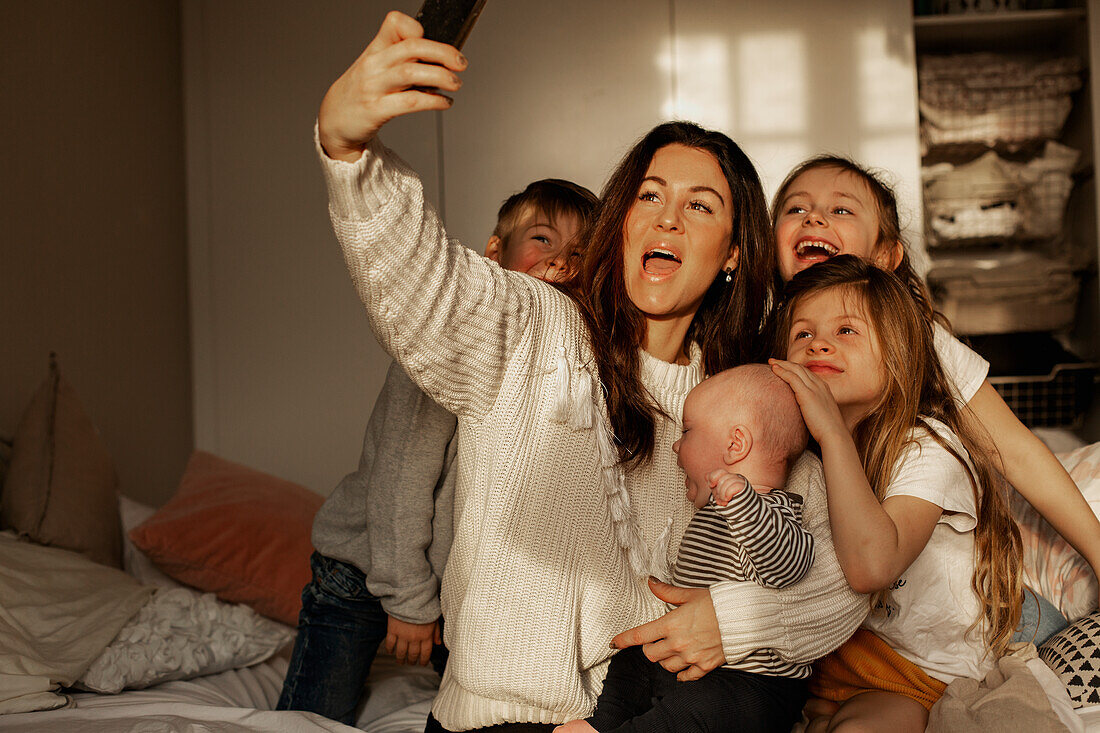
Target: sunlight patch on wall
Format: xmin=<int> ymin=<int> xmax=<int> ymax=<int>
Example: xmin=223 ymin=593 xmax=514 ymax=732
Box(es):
xmin=738 ymin=33 xmax=806 ymax=135
xmin=751 ymin=140 xmax=815 ymax=202
xmin=662 ymin=30 xmax=812 ymax=199
xmin=659 ymin=36 xmax=732 ymax=132
xmin=857 ymin=27 xmax=917 ymax=130
xmin=856 ymin=25 xmax=925 ymax=272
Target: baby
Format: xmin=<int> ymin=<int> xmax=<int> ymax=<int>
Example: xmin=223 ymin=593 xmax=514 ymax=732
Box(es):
xmin=559 ymin=363 xmax=813 ymax=733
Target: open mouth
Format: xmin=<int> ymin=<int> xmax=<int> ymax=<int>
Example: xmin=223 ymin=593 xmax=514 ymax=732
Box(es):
xmin=795 ymin=240 xmax=839 ymax=263
xmin=643 ymin=248 xmax=682 ymax=276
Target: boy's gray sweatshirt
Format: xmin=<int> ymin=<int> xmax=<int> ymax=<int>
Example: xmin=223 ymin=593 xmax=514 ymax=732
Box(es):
xmin=311 ymin=360 xmax=457 ymax=625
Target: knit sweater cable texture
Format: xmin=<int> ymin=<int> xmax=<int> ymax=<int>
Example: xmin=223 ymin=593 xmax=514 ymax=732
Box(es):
xmin=318 ymin=130 xmax=868 ymax=729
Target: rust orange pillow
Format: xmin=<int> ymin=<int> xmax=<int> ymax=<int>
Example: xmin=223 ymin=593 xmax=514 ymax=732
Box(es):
xmin=128 ymin=451 xmax=323 ymax=625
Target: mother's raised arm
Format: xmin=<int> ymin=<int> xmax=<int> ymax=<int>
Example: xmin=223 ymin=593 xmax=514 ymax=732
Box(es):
xmin=316 ymin=11 xmax=542 ymax=423
xmin=318 ymin=10 xmax=467 ymax=162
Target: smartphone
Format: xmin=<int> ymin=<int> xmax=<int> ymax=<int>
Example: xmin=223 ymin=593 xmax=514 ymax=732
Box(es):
xmin=415 ymin=0 xmax=487 ymax=51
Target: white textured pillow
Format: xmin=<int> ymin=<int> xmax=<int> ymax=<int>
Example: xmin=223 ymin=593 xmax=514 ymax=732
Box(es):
xmin=78 ymin=587 xmax=293 ymax=693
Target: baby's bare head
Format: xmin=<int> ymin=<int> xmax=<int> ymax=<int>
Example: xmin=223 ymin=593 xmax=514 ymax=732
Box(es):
xmin=700 ymin=364 xmax=807 ymax=472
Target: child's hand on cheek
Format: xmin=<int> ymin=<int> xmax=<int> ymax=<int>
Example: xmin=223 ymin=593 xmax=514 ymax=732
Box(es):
xmin=706 ymin=470 xmax=749 ymax=506
xmin=768 ymin=359 xmax=849 ymax=445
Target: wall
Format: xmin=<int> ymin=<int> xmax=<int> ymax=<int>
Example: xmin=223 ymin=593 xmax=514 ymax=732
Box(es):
xmin=183 ymin=0 xmax=439 ymax=494
xmin=442 ymin=1 xmax=924 ymax=259
xmin=0 ymin=1 xmax=193 ymax=506
xmin=184 ymin=0 xmax=922 ymax=495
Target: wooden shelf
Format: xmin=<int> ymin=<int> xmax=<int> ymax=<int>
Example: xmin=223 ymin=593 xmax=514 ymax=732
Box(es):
xmin=915 ymin=8 xmax=1087 ymax=51
xmin=915 ymin=7 xmax=1086 ymax=27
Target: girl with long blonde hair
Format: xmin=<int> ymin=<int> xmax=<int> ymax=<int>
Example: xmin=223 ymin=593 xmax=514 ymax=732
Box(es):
xmin=771 ymin=255 xmax=1023 ymax=732
xmin=769 ymin=156 xmax=1100 ymax=626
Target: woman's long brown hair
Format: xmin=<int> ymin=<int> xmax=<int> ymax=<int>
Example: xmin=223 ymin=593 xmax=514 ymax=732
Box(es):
xmin=776 ymin=256 xmax=1023 ymax=656
xmin=560 ymin=121 xmax=775 ymax=468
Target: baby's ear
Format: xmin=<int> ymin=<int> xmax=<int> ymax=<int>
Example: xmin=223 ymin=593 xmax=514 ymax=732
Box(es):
xmin=726 ymin=425 xmax=752 ymax=464
xmin=484 ymin=235 xmax=504 ymax=264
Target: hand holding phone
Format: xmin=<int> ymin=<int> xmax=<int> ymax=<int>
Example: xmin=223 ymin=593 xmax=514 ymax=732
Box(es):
xmin=411 ymin=0 xmax=486 ymax=95
xmin=318 ymin=11 xmax=467 ymax=160
xmin=415 ymin=0 xmax=487 ymax=51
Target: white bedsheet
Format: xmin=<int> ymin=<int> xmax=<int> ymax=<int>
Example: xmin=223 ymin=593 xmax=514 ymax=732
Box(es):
xmin=1081 ymin=704 xmax=1100 ymax=730
xmin=0 ymin=651 xmax=439 ymax=733
xmin=0 ymin=532 xmax=153 ymax=714
xmin=0 ymin=657 xmax=350 ymax=732
xmin=0 ymin=700 xmax=358 ymax=732
xmin=353 ymin=655 xmax=438 ymax=733
xmin=2 ymin=646 xmax=1098 ymax=732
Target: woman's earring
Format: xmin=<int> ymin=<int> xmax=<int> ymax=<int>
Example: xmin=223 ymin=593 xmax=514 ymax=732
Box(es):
xmin=724 ymin=268 xmax=732 ymax=283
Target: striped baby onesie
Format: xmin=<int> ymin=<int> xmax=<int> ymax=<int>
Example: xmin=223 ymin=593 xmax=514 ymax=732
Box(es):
xmin=672 ymin=476 xmax=816 ymax=678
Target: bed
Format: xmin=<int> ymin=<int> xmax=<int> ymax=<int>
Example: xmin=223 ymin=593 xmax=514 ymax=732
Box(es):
xmin=0 ymin=476 xmax=442 ymax=733
xmin=0 ymin=363 xmax=440 ymax=732
xmin=1 ymin=366 xmax=1099 ymax=732
xmin=0 ymin=650 xmax=439 ymax=733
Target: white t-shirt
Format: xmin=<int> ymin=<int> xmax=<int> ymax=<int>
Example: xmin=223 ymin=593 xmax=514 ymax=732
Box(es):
xmin=934 ymin=322 xmax=988 ymax=406
xmin=862 ymin=417 xmax=991 ymax=684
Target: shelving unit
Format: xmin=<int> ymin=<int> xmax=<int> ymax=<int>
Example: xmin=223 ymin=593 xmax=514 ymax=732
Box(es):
xmin=912 ymin=2 xmax=1100 ymax=440
xmin=914 ymin=7 xmax=1086 ymax=44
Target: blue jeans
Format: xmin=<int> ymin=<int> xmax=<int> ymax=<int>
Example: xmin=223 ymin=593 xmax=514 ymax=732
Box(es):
xmin=277 ymin=552 xmax=448 ymax=724
xmin=1012 ymin=585 xmax=1069 ymax=647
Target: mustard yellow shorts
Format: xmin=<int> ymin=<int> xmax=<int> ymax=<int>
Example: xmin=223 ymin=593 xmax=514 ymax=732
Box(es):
xmin=809 ymin=629 xmax=948 ymax=712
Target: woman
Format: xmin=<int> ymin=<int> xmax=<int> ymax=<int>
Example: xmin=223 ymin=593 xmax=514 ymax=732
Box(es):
xmin=317 ymin=11 xmax=866 ymax=731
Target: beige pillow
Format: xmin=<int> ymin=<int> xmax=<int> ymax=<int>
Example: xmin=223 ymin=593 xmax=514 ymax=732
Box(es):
xmin=1012 ymin=441 xmax=1100 ymax=623
xmin=0 ymin=356 xmax=122 ymax=567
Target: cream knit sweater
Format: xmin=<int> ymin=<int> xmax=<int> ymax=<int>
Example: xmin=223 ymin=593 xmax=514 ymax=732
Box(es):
xmin=319 ymin=133 xmax=867 ymax=730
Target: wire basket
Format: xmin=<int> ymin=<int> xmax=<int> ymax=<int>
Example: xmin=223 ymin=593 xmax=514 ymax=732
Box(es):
xmin=927 ymin=250 xmax=1079 ymax=334
xmin=923 ymin=142 xmax=1078 ymax=246
xmin=918 ymin=53 xmax=1081 ymax=147
xmin=989 ymin=363 xmax=1098 ymax=428
xmin=921 ymin=97 xmax=1073 ymax=147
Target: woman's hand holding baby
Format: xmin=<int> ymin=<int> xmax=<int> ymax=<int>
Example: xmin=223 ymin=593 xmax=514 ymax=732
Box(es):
xmin=611 ymin=578 xmax=726 ymax=681
xmin=318 ymin=10 xmax=467 ymax=162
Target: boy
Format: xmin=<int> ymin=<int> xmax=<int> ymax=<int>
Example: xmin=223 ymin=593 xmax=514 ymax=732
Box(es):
xmin=277 ymin=179 xmax=599 ymax=725
xmin=558 ymin=364 xmax=814 ymax=733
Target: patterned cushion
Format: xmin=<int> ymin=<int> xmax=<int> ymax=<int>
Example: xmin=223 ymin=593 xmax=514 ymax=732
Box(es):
xmin=1038 ymin=610 xmax=1100 ymax=707
xmin=78 ymin=587 xmax=292 ymax=693
xmin=1011 ymin=441 xmax=1100 ymax=623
